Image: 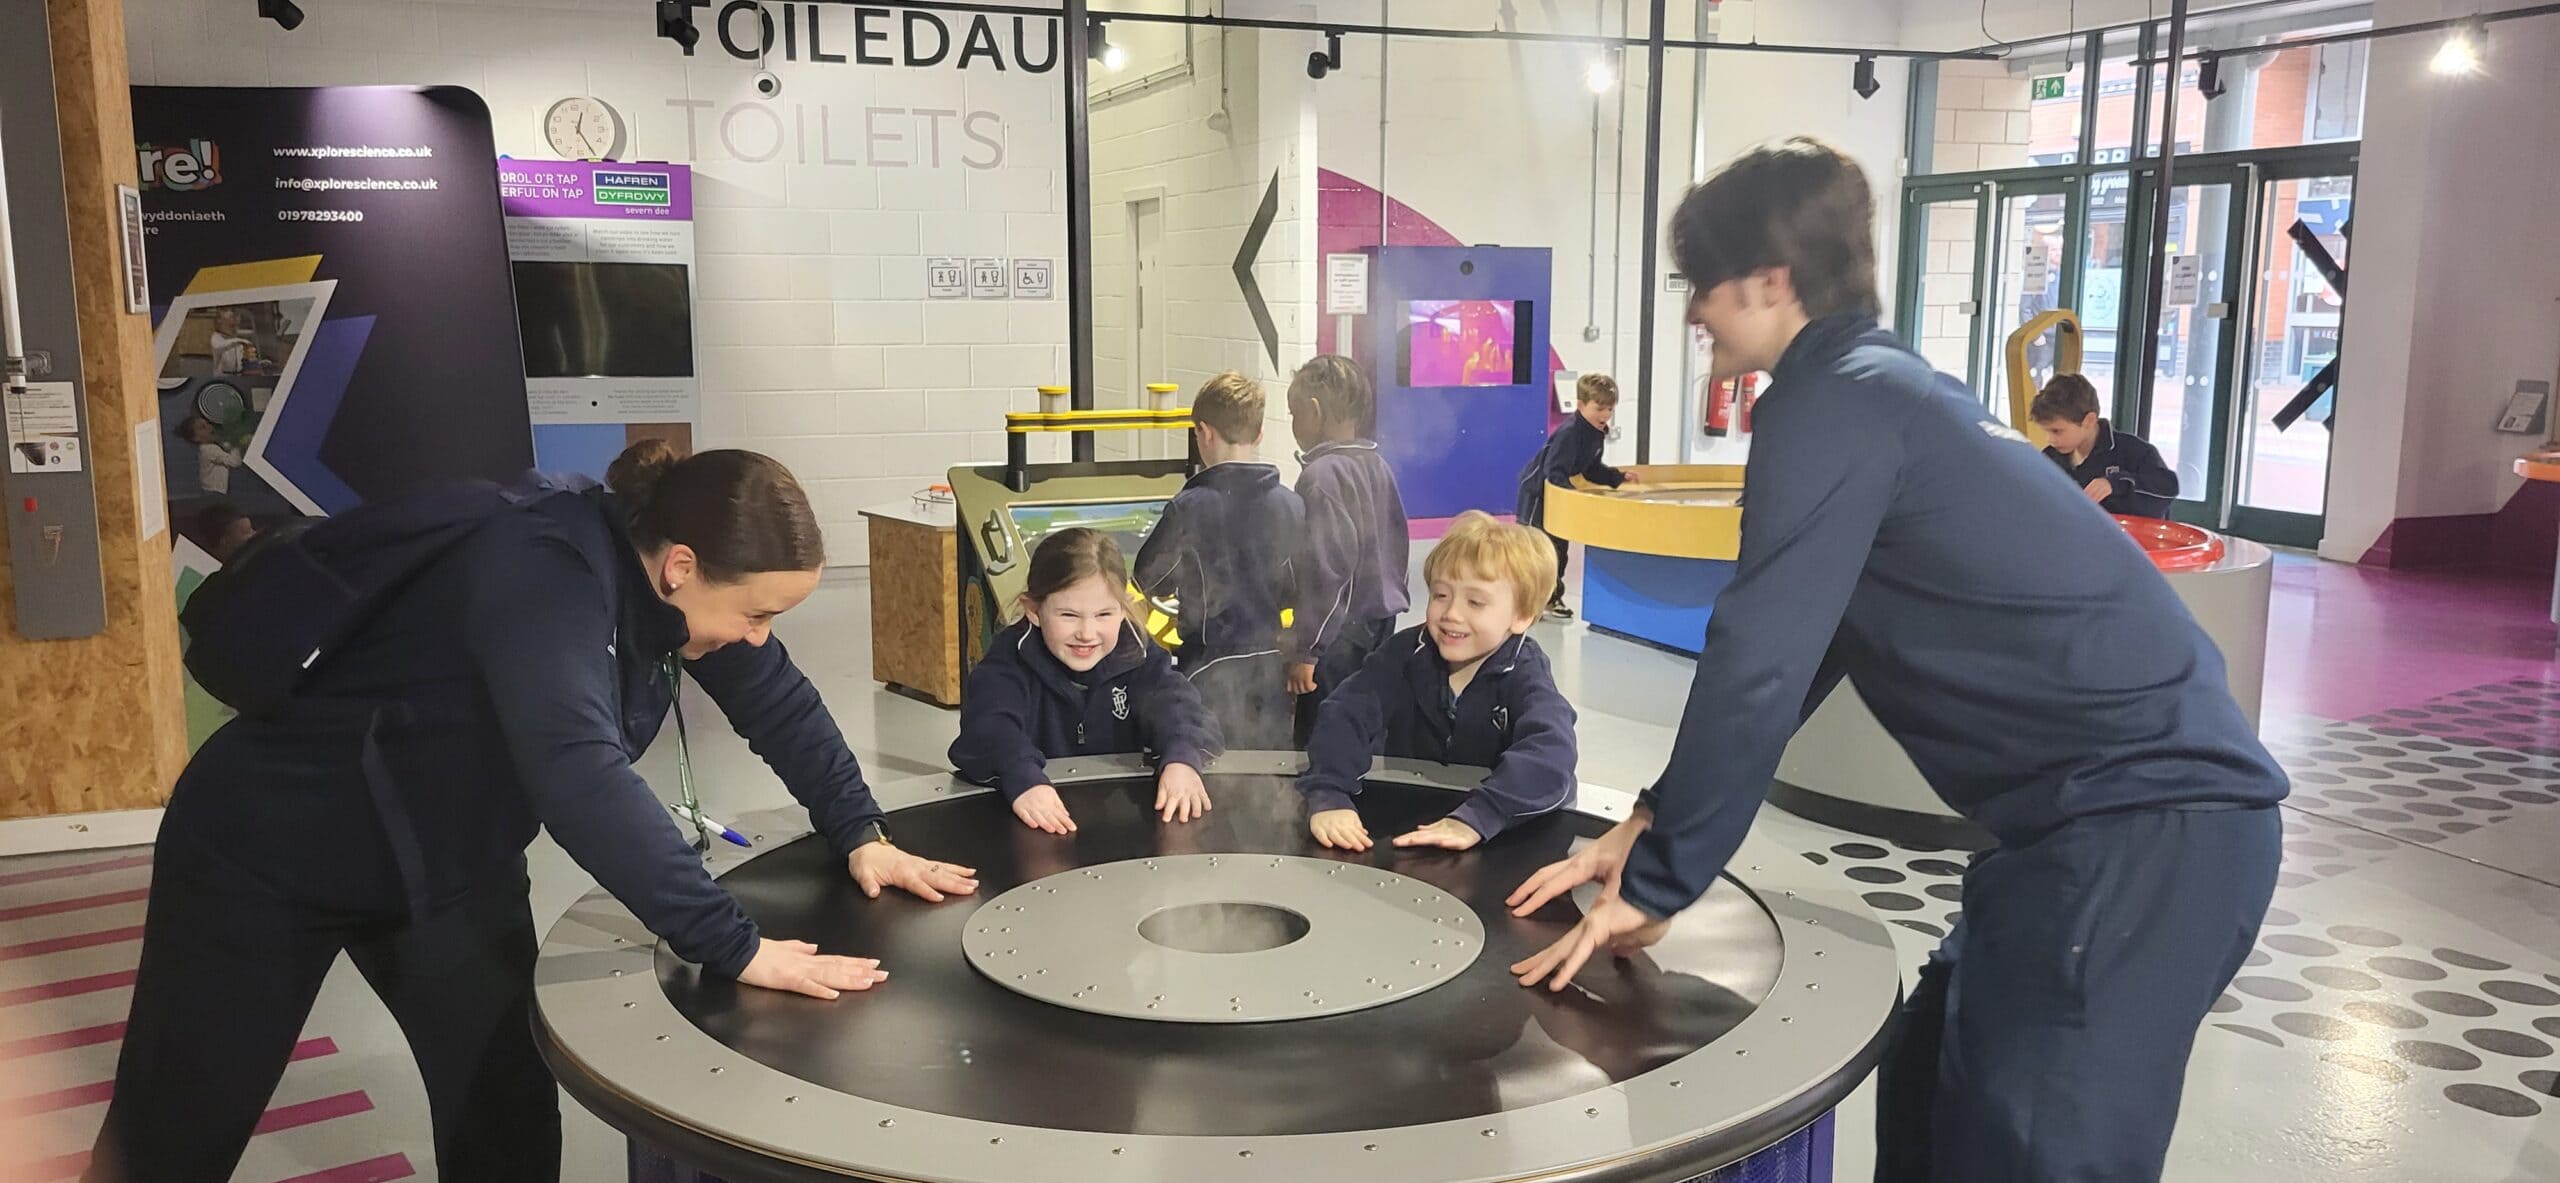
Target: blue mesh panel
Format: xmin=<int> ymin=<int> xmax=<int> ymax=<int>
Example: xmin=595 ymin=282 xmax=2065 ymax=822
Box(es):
xmin=1681 ymin=1112 xmax=1837 ymax=1183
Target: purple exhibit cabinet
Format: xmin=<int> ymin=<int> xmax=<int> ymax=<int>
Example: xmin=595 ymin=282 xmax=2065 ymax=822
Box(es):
xmin=1361 ymin=245 xmax=1553 ymax=521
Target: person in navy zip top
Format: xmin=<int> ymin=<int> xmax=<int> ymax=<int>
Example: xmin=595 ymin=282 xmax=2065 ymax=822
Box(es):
xmin=1507 ymin=141 xmax=2285 ymax=1183
xmin=1300 ymin=512 xmax=1577 ymax=851
xmin=1135 ymin=371 xmax=1306 ymax=749
xmin=90 ymin=443 xmax=978 ymax=1183
xmin=953 ymin=527 xmax=1223 ymax=835
xmin=1516 ymin=372 xmax=1629 ymax=619
xmin=2033 ymin=372 xmax=2180 ymax=518
xmin=1285 ymin=354 xmax=1412 ymax=742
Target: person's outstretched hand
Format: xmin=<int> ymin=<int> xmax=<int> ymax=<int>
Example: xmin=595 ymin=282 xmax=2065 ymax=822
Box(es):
xmin=1156 ymin=763 xmax=1211 ymax=823
xmin=847 ymin=843 xmax=979 ymax=902
xmin=1506 ymin=812 xmax=1648 ymax=916
xmin=1392 ymin=817 xmax=1483 ymax=851
xmin=1012 ymin=784 xmax=1076 ymax=835
xmin=1310 ymin=808 xmax=1372 ymax=851
xmin=1510 ymin=897 xmax=1670 ymax=993
xmin=738 ymin=938 xmax=886 ymax=1000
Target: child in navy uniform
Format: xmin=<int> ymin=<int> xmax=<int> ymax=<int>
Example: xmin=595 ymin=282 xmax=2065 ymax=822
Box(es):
xmin=1299 ymin=512 xmax=1576 ymax=851
xmin=951 ymin=528 xmax=1222 ymax=834
xmin=1134 ymin=371 xmax=1306 ymax=749
xmin=1515 ymin=372 xmax=1628 ymax=619
xmin=1285 ymin=355 xmax=1412 ymax=743
xmin=2033 ymin=373 xmax=2178 ymax=518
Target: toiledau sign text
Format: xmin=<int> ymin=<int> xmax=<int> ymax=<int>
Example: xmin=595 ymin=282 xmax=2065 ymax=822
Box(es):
xmin=671 ymin=0 xmax=1062 ymax=73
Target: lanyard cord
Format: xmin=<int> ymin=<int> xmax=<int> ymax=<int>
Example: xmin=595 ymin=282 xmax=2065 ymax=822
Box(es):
xmin=664 ymin=654 xmax=710 ymax=852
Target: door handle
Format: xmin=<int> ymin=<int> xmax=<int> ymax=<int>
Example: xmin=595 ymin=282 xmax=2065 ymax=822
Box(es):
xmin=978 ymin=514 xmax=1016 ymax=575
xmin=1957 ymin=300 xmax=1981 ymax=316
xmin=2206 ymin=302 xmax=2232 ymax=319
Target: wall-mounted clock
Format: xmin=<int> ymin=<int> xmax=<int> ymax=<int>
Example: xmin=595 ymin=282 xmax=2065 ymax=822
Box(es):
xmin=543 ymin=96 xmax=627 ymax=161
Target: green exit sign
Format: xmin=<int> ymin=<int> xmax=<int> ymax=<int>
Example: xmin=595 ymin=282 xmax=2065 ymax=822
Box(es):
xmin=2032 ymin=75 xmax=2068 ymax=101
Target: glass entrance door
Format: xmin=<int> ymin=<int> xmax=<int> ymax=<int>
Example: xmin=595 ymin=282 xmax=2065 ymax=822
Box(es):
xmin=1898 ymin=183 xmax=1990 ymax=387
xmin=2129 ymin=164 xmax=2251 ymax=524
xmin=2227 ymin=167 xmax=2351 ymax=547
xmin=1985 ymin=179 xmax=2081 ymax=419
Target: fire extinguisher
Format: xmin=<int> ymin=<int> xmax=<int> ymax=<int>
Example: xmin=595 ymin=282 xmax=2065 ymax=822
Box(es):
xmin=1702 ymin=376 xmax=1736 ymax=437
xmin=1736 ymin=372 xmax=1762 ymax=435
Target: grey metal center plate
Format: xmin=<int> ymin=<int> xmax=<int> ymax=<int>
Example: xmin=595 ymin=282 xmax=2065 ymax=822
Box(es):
xmin=962 ymin=854 xmax=1486 ymax=1022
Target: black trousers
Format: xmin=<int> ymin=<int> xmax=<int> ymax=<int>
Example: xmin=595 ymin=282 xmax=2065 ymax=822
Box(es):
xmin=1872 ymin=804 xmax=2278 ymax=1183
xmin=87 ymin=831 xmax=559 ymax=1183
xmin=1547 ymin=531 xmax=1571 ymax=604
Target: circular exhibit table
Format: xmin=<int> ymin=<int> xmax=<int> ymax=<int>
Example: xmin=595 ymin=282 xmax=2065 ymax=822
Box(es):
xmin=533 ymin=754 xmax=1901 ymax=1183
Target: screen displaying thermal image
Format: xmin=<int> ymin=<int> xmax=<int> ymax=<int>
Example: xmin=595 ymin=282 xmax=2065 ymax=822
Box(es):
xmin=1403 ymin=299 xmax=1521 ymax=388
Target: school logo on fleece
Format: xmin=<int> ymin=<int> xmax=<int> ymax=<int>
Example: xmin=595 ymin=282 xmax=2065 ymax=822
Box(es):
xmin=1493 ymin=704 xmax=1511 ymax=735
xmin=1111 ymin=687 xmax=1130 ymax=720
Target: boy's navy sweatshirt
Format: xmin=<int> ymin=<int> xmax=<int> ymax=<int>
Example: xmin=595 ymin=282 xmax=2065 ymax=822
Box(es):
xmin=1132 ymin=461 xmax=1306 ymax=665
xmin=1515 ymin=413 xmax=1626 ymax=527
xmin=1619 ymin=314 xmax=2286 ymax=922
xmin=1290 ymin=440 xmax=1411 ymax=664
xmin=1298 ymin=628 xmax=1577 ymax=840
xmin=162 ymin=486 xmax=885 ymax=982
xmin=2042 ymin=418 xmax=2179 ymax=518
xmin=950 ymin=618 xmax=1222 ymax=800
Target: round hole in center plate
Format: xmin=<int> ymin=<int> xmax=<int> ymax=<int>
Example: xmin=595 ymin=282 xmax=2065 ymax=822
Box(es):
xmin=1137 ymin=901 xmax=1311 ymax=954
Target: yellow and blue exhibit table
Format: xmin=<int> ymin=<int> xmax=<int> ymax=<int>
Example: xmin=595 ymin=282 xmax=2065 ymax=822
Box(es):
xmin=1542 ymin=464 xmax=1745 ymax=653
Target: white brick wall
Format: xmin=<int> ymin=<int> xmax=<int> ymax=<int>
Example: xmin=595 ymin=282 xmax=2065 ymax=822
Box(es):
xmin=125 ymin=0 xmax=1073 ymax=565
xmin=1930 ymin=59 xmax=2035 ymax=173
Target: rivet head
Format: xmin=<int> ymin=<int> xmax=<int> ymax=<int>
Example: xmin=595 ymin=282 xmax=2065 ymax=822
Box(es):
xmin=990 ymin=1137 xmax=1004 ymax=1145
xmin=1586 ymin=1107 xmax=1600 ymax=1117
xmin=654 ymin=1035 xmax=668 ymax=1042
xmin=1781 ymin=1016 xmax=1795 ymax=1024
xmin=622 ymin=1001 xmax=636 ymax=1009
xmin=1238 ymin=1150 xmax=1253 ymax=1159
xmin=879 ymin=1119 xmax=895 ymax=1128
xmin=1668 ymin=1079 xmax=1681 ymax=1087
xmin=1363 ymin=1143 xmax=1379 ymax=1152
xmin=1807 ymin=983 xmax=1820 ymax=991
xmin=612 ymin=969 xmax=624 ymax=977
xmin=1481 ymin=1128 xmax=1498 ymax=1138
xmin=710 ymin=1066 xmax=724 ymax=1074
xmin=1112 ymin=1148 xmax=1124 ymax=1156
xmin=784 ymin=1096 xmax=797 ymax=1104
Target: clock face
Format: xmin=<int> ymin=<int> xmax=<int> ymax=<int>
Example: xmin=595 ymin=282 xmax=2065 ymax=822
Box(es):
xmin=543 ymin=96 xmax=625 ymax=161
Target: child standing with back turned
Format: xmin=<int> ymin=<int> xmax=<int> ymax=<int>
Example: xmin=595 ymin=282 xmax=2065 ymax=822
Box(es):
xmin=1284 ymin=355 xmax=1410 ymax=744
xmin=1134 ymin=371 xmax=1307 ymax=749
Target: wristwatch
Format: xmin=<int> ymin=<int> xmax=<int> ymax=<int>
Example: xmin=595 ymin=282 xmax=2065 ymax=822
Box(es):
xmin=853 ymin=820 xmax=894 ymax=849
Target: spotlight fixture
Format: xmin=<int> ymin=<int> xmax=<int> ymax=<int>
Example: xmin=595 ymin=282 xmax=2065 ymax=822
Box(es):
xmin=2431 ymin=17 xmax=2483 ymax=76
xmin=1308 ymin=31 xmax=1343 ymax=80
xmin=1852 ymin=53 xmax=1880 ymax=100
xmin=654 ymin=0 xmax=699 ymax=52
xmin=1586 ymin=58 xmax=1617 ymax=94
xmin=1088 ymin=18 xmax=1129 ymax=73
xmin=2197 ymin=49 xmax=2226 ymax=100
xmin=257 ymin=0 xmax=303 ymax=32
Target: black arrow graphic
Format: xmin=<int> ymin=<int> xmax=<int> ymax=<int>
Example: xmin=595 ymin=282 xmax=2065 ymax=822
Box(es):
xmin=1234 ymin=173 xmax=1281 ymax=371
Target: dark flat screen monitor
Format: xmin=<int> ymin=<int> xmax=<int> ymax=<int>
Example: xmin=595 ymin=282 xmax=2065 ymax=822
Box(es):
xmin=511 ymin=260 xmax=696 ymax=379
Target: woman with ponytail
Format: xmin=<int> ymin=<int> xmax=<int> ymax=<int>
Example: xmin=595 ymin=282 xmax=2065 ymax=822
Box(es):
xmin=89 ymin=442 xmax=975 ymax=1183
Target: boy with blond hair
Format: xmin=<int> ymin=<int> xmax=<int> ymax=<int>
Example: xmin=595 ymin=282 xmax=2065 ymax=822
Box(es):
xmin=1135 ymin=371 xmax=1307 ymax=748
xmin=1297 ymin=511 xmax=1577 ymax=851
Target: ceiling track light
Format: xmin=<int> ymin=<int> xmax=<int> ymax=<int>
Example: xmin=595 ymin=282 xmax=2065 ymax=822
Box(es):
xmin=2431 ymin=17 xmax=2484 ymax=76
xmin=2197 ymin=49 xmax=2227 ymax=100
xmin=1852 ymin=53 xmax=1880 ymax=100
xmin=1309 ymin=31 xmax=1343 ymax=80
xmin=257 ymin=0 xmax=303 ymax=32
xmin=654 ymin=0 xmax=699 ymax=52
xmin=1088 ymin=17 xmax=1129 ymax=73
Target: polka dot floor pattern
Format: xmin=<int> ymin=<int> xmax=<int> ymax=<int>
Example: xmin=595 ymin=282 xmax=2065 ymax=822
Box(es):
xmin=1790 ymin=677 xmax=2560 ymax=1134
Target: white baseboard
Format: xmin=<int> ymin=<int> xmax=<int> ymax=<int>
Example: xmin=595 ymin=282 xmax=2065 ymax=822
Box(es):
xmin=0 ymin=808 xmax=164 ymax=858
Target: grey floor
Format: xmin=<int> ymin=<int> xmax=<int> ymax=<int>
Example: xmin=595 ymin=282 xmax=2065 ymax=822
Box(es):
xmin=4 ymin=566 xmax=2558 ymax=1181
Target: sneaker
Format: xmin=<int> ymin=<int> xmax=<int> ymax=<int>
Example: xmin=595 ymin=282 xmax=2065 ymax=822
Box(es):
xmin=1545 ymin=600 xmax=1576 ymax=621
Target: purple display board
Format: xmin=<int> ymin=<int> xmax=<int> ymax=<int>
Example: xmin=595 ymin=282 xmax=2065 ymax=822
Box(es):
xmin=498 ymin=159 xmax=694 ymax=222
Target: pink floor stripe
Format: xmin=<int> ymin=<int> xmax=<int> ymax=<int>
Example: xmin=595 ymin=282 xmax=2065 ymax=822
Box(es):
xmin=0 ymin=970 xmax=136 ymax=1007
xmin=0 ymin=925 xmax=146 ymax=959
xmin=2 ymin=1038 xmax=337 ymax=1116
xmin=0 ymin=1020 xmax=123 ymax=1058
xmin=273 ymin=1154 xmax=417 ymax=1183
xmin=23 ymin=1092 xmax=376 ymax=1182
xmin=0 ymin=853 xmax=153 ymax=889
xmin=0 ymin=887 xmax=152 ymax=924
xmin=252 ymin=1090 xmax=376 ymax=1135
